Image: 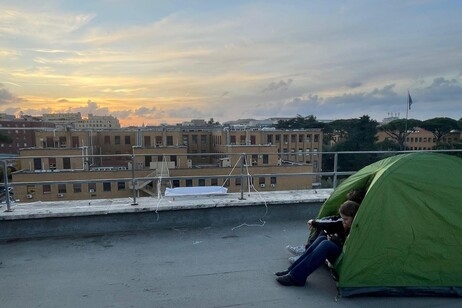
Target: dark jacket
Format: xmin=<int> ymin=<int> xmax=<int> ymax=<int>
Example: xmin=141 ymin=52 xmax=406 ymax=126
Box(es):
xmin=307 ymin=215 xmax=347 ymax=248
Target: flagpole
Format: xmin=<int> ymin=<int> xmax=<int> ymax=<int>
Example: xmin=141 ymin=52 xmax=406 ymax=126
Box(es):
xmin=404 ymin=90 xmax=409 ymax=151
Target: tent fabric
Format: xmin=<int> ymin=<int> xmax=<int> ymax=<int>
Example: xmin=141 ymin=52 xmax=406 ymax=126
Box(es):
xmin=318 ymin=153 xmax=462 ymax=297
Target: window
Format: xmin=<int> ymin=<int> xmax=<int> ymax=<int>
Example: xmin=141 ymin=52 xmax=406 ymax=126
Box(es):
xmin=88 ymin=183 xmax=96 ymax=193
xmin=59 ymin=136 xmax=67 ymax=147
xmin=259 ymin=177 xmax=265 ymax=185
xmin=27 ymin=185 xmax=35 ymax=194
xmin=283 ymin=135 xmax=288 ymax=143
xmin=275 ymin=135 xmax=280 ymax=142
xmin=58 ymin=184 xmax=67 ymax=193
xmin=240 ymin=135 xmax=246 ymax=144
xmin=298 ymin=135 xmax=304 ymax=142
xmin=250 ymin=135 xmax=256 ymax=145
xmin=118 ymin=182 xmax=126 ymax=191
xmin=230 ymin=135 xmax=236 ymax=144
xmin=34 ymin=158 xmax=42 ymax=170
xmin=271 ymin=177 xmax=277 ymax=185
xmin=63 ymin=157 xmax=71 ymax=169
xmin=115 ymin=136 xmax=121 ymax=144
xmin=211 ymin=178 xmax=218 ymax=186
xmin=167 ymin=136 xmax=173 ymax=145
xmin=104 ymin=136 xmax=110 ymax=144
xmin=172 ymin=180 xmax=180 ymax=187
xmin=125 ymin=136 xmax=131 ymax=144
xmin=72 ymin=136 xmax=79 ymax=147
xmin=267 ymin=135 xmax=273 ymax=144
xmin=252 ymin=154 xmax=258 ymax=166
xmin=262 ymin=154 xmax=269 ymax=164
xmin=314 ymin=134 xmax=319 ymax=142
xmin=291 ymin=134 xmax=296 ymax=143
xmin=235 ymin=177 xmax=241 ymax=186
xmin=182 ymin=135 xmax=188 ymax=145
xmin=144 ymin=136 xmax=151 ymax=146
xmin=201 ymin=135 xmax=207 ymax=144
xmin=103 ymin=182 xmax=111 ymax=192
xmin=198 ymin=179 xmax=205 ymax=186
xmin=43 ymin=184 xmax=51 ymax=194
xmin=306 ymin=135 xmax=311 ymax=143
xmin=145 ymin=155 xmax=152 ymax=167
xmin=192 ymin=135 xmax=198 ymax=144
xmin=49 ymin=157 xmax=56 ymax=170
xmin=156 ymin=136 xmax=162 ymax=145
xmin=186 ymin=179 xmax=193 ymax=187
xmin=73 ymin=183 xmax=82 ymax=193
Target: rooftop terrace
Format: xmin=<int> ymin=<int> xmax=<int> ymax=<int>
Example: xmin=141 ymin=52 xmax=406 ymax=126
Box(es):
xmin=0 ymin=190 xmax=460 ymax=307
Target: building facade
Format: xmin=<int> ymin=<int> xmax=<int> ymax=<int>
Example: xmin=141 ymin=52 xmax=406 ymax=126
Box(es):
xmin=12 ymin=125 xmax=322 ymax=202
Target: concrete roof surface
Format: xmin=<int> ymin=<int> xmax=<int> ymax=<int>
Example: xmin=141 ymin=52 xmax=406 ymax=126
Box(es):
xmin=1 ymin=218 xmax=460 ymax=308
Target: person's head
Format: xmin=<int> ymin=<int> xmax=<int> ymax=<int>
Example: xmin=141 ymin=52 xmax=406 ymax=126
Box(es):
xmin=346 ymin=188 xmax=366 ymax=204
xmin=339 ymin=200 xmax=360 ymax=230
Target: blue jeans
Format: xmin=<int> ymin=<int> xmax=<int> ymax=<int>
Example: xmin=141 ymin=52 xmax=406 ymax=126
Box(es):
xmin=288 ymin=235 xmax=341 ymax=285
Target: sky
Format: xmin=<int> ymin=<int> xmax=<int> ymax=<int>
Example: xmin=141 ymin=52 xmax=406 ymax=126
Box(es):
xmin=1 ymin=0 xmax=462 ymax=127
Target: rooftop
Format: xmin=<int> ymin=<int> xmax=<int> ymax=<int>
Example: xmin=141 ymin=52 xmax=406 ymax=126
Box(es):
xmin=1 ymin=190 xmax=460 ymax=307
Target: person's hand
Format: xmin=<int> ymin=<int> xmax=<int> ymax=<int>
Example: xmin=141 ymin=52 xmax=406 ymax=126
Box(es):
xmin=307 ymin=219 xmax=314 ymax=230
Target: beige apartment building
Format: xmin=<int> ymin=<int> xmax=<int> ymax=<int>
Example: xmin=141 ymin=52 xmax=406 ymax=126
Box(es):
xmin=376 ymin=127 xmax=461 ymax=150
xmin=12 ymin=125 xmax=321 ymax=202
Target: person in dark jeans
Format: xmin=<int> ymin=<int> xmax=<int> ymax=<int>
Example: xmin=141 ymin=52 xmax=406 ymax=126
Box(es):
xmin=275 ymin=200 xmax=360 ymax=286
xmin=285 ymin=189 xmax=365 ymax=262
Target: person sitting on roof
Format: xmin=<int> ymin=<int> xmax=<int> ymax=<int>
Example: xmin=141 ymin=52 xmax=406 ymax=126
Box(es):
xmin=275 ymin=200 xmax=360 ymax=287
xmin=285 ymin=188 xmax=366 ymax=264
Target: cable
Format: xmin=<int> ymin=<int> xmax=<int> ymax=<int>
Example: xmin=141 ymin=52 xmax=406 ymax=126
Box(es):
xmin=231 ymin=155 xmax=269 ymax=230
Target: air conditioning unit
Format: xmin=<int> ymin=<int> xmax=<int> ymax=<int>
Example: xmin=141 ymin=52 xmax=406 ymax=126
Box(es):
xmin=260 ymin=184 xmax=266 ymax=188
xmin=89 ymin=189 xmax=95 ymax=193
xmin=271 ymin=184 xmax=276 ymax=188
xmin=57 ymin=193 xmax=64 ymax=198
xmin=26 ymin=194 xmax=33 ymax=199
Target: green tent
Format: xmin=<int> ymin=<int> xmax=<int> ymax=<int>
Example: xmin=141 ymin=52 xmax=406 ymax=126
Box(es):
xmin=318 ymin=152 xmax=462 ymax=296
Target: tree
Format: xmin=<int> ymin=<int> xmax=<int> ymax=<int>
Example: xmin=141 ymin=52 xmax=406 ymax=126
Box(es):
xmin=331 ymin=115 xmax=379 ymax=171
xmin=276 ymin=114 xmax=325 ymax=129
xmin=207 ymin=118 xmax=220 ymax=125
xmin=379 ymin=119 xmax=422 ymax=150
xmin=420 ymin=117 xmax=459 ymax=143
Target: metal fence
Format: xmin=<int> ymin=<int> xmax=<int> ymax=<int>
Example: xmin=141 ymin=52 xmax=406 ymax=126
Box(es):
xmin=2 ymin=149 xmax=462 ymax=212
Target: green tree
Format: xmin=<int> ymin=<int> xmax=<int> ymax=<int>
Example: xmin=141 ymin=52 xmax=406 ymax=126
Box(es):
xmin=331 ymin=115 xmax=379 ymax=171
xmin=379 ymin=119 xmax=422 ymax=150
xmin=276 ymin=114 xmax=325 ymax=129
xmin=420 ymin=117 xmax=459 ymax=143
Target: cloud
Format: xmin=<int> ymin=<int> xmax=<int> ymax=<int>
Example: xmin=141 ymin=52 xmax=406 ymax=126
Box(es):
xmin=347 ymin=81 xmax=362 ymax=89
xmin=0 ymin=8 xmax=96 ymax=42
xmin=167 ymin=106 xmax=208 ymax=118
xmin=134 ymin=106 xmax=157 ymax=117
xmin=0 ymin=84 xmax=23 ymax=106
xmin=262 ymin=79 xmax=293 ymax=93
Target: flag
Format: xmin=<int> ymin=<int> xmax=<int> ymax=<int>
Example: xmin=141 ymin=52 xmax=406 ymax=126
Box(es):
xmin=408 ymin=91 xmax=413 ymax=110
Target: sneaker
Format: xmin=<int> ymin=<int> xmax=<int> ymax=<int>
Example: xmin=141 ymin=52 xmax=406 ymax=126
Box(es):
xmin=288 ymin=256 xmax=299 ymax=264
xmin=276 ymin=274 xmax=305 ymax=287
xmin=286 ymin=245 xmax=305 ymax=256
xmin=274 ymin=270 xmax=289 ymax=277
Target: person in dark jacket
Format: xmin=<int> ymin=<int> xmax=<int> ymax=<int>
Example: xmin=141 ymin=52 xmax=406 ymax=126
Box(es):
xmin=286 ymin=189 xmax=366 ymax=261
xmin=275 ymin=200 xmax=360 ymax=287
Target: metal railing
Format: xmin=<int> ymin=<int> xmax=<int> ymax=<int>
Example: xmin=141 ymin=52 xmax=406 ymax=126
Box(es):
xmin=1 ymin=149 xmax=461 ymax=210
